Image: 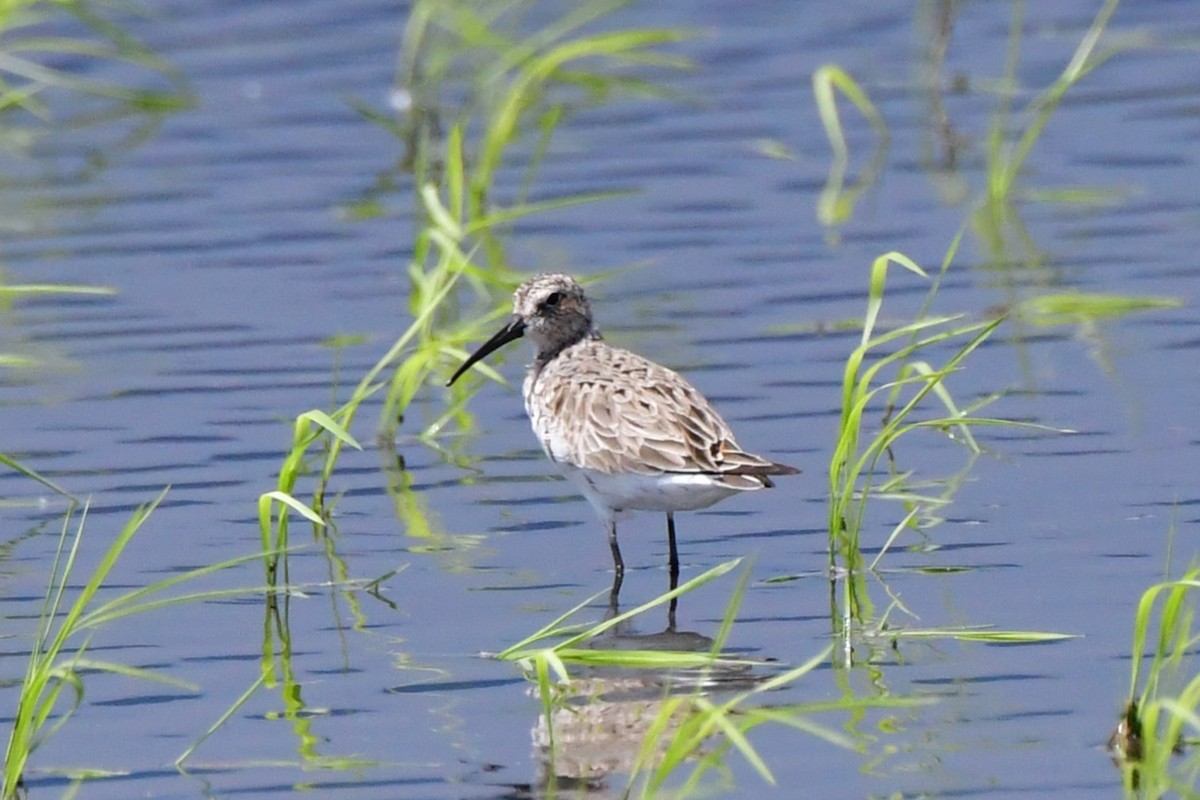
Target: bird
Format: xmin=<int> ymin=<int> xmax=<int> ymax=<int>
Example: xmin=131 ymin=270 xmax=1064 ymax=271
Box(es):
xmin=447 ymin=273 xmax=799 ymax=599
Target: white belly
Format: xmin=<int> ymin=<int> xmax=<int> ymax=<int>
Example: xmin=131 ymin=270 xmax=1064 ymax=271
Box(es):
xmin=559 ymin=465 xmax=744 ymax=515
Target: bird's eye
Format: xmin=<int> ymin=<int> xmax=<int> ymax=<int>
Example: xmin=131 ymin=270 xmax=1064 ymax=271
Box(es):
xmin=543 ymin=291 xmax=563 ymax=309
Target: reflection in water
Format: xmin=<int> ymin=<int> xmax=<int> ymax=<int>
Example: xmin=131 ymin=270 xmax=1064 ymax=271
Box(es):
xmin=533 ymin=673 xmax=689 ymax=794
xmin=813 ymin=65 xmax=890 ymax=236
xmin=255 ymin=589 xmax=380 ymax=773
xmin=528 ymin=605 xmax=757 ymax=796
xmin=916 ymin=0 xmax=970 ymax=202
xmin=384 ymin=449 xmax=488 ymax=563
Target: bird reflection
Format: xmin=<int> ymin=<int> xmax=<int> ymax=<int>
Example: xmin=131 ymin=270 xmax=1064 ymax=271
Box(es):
xmin=525 ymin=602 xmax=759 ymax=796
xmin=607 ymin=563 xmax=682 ymax=630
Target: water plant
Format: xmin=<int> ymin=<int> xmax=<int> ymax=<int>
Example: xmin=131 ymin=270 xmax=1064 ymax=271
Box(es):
xmin=260 ymin=1 xmax=695 ymax=566
xmin=1109 ymin=562 xmax=1200 ymax=796
xmin=258 ymin=408 xmax=359 ymax=584
xmin=0 ymin=488 xmax=269 ymax=797
xmin=3 ymin=496 xmax=162 ymax=797
xmin=828 ymin=245 xmax=996 ymax=603
xmin=818 ymin=242 xmax=1095 ymax=667
xmin=813 ymin=0 xmax=1181 ymax=638
xmin=499 ymin=559 xmax=929 ymax=796
xmin=0 ymin=0 xmax=187 ymax=114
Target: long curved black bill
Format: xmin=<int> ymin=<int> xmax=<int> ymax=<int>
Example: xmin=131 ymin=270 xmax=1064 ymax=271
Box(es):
xmin=446 ymin=316 xmax=526 ymax=386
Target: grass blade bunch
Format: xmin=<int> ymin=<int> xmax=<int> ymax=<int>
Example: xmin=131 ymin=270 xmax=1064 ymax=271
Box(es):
xmin=262 ymin=3 xmax=693 ymax=571
xmin=2 ymin=492 xmax=166 ymax=795
xmin=1 ymin=483 xmax=288 ymax=796
xmin=830 ymin=250 xmax=1000 ymax=571
xmin=0 ymin=4 xmax=179 ymax=106
xmin=1112 ymin=565 xmax=1200 ymax=795
xmin=374 ymin=0 xmax=692 ymax=440
xmin=827 ymin=242 xmax=1075 ymax=631
xmin=496 ymin=560 xmax=747 ymax=673
xmin=258 ymin=409 xmax=361 ymax=584
xmin=503 ymin=562 xmax=928 ymax=797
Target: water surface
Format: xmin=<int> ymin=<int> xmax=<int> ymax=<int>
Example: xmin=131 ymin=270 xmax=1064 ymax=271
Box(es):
xmin=2 ymin=1 xmax=1199 ymax=797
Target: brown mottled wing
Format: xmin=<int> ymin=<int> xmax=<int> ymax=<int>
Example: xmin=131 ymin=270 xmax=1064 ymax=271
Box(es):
xmin=529 ymin=342 xmax=796 ymax=480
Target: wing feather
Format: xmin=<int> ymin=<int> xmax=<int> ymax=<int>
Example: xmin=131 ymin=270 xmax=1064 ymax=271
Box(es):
xmin=526 ymin=341 xmax=795 ymax=479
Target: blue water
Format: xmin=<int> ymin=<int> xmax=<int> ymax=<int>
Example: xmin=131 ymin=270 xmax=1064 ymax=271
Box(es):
xmin=2 ymin=0 xmax=1198 ymax=797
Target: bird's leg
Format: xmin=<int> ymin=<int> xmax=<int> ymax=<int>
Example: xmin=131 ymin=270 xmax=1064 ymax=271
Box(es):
xmin=666 ymin=512 xmax=679 ymax=588
xmin=608 ymin=517 xmax=624 ymax=604
xmin=666 ymin=512 xmax=679 ymax=627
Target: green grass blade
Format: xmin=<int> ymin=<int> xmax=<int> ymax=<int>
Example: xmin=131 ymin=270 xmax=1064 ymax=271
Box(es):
xmin=176 ymin=668 xmax=269 ymax=768
xmin=296 ymin=410 xmax=362 ymax=451
xmin=0 ymin=453 xmax=79 ymax=501
xmin=260 ymin=491 xmax=326 ymax=527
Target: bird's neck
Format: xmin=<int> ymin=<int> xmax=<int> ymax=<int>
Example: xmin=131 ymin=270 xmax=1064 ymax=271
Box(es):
xmin=530 ymin=328 xmax=602 ymax=376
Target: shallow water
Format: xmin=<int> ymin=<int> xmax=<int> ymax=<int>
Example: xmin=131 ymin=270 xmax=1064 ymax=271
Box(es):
xmin=2 ymin=0 xmax=1199 ymax=797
